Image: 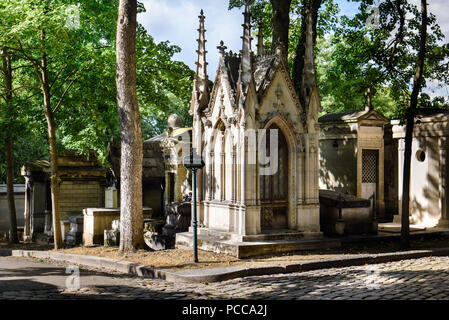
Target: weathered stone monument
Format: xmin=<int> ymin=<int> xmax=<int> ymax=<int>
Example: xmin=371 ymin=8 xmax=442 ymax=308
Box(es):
xmin=318 ymin=93 xmax=389 ymax=222
xmin=21 ymin=151 xmax=107 ymax=242
xmin=83 ymin=207 xmax=152 ymax=246
xmin=319 ymin=189 xmax=376 ymax=235
xmin=0 ymin=184 xmax=24 ymax=236
xmin=175 ymin=5 xmax=330 ymax=257
xmin=392 ymin=108 xmax=449 ymax=228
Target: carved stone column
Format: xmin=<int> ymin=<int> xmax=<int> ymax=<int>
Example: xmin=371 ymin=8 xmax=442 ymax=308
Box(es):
xmin=23 ymin=176 xmax=32 ymax=242
xmin=438 ymin=137 xmax=449 ymax=227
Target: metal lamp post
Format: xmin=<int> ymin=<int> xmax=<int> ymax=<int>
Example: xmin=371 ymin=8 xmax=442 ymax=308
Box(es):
xmin=183 ymin=148 xmax=204 ymax=263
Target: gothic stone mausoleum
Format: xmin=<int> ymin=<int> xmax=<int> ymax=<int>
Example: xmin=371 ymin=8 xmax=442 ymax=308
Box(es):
xmin=176 ymin=5 xmax=323 ymax=255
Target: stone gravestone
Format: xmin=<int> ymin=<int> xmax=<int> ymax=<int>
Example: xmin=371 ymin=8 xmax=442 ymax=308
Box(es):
xmin=144 ymin=201 xmax=191 ymax=250
xmin=104 ymin=219 xmax=120 ymax=246
xmin=65 ymin=215 xmax=84 ymax=247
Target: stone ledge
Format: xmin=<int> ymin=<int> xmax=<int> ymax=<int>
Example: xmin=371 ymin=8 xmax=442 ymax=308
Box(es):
xmin=4 ymin=247 xmax=449 ymax=284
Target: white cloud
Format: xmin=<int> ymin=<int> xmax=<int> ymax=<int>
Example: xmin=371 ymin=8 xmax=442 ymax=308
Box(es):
xmin=429 ymin=0 xmax=449 ymax=40
xmin=138 ymin=0 xmax=244 ymax=79
xmin=408 ymin=0 xmax=449 ymax=40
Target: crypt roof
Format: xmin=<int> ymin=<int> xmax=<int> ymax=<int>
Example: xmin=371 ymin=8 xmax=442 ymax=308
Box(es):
xmin=212 ymin=51 xmax=286 ymax=109
xmin=319 ymin=108 xmax=388 ymax=124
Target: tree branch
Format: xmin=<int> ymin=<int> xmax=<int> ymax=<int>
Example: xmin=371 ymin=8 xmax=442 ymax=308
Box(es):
xmin=50 ymin=67 xmax=79 ymax=96
xmin=52 ymin=73 xmax=81 ymax=113
xmin=11 ymin=64 xmax=34 ymax=71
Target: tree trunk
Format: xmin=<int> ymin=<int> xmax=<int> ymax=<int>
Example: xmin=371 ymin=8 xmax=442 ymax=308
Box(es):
xmin=270 ymin=0 xmax=292 ymax=56
xmin=292 ymin=0 xmax=322 ymax=96
xmin=41 ymin=48 xmax=63 ymax=249
xmin=5 ymin=138 xmax=18 ymax=243
xmin=1 ymin=47 xmax=18 ymax=243
xmin=46 ymin=110 xmax=63 ymax=249
xmin=401 ymin=0 xmax=427 ymax=249
xmin=116 ymin=0 xmax=144 ymax=252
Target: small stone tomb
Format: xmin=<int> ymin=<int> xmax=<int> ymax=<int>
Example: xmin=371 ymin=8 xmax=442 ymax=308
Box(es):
xmin=83 ymin=207 xmax=152 ymax=246
xmin=319 ymin=189 xmax=377 ymax=235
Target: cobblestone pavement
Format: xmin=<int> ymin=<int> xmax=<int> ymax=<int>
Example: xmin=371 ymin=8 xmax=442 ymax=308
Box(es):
xmin=1 ymin=256 xmax=449 ymax=299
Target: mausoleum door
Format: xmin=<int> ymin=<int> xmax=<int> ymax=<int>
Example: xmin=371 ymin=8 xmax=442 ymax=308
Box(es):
xmin=260 ymin=124 xmax=288 ymax=229
xmin=361 ymin=149 xmax=378 ymax=203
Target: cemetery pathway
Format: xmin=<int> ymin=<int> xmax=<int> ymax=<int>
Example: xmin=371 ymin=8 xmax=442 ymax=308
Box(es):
xmin=1 ymin=255 xmax=449 ymax=299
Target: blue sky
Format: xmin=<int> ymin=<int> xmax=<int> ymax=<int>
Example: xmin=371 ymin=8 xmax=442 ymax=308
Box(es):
xmin=137 ymin=0 xmax=449 ymax=96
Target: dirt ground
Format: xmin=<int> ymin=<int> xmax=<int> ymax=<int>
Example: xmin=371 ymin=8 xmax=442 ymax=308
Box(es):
xmin=2 ymin=235 xmax=449 ymax=271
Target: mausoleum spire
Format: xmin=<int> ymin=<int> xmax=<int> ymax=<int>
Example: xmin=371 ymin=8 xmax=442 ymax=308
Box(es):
xmin=238 ymin=0 xmax=253 ymax=88
xmin=195 ymin=9 xmax=209 ymax=109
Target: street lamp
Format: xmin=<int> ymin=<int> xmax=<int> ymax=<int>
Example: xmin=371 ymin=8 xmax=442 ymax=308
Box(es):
xmin=182 ymin=148 xmax=205 ymax=263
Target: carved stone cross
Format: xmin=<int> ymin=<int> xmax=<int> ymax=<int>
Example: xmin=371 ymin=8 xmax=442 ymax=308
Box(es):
xmin=365 ymin=88 xmax=374 ymax=110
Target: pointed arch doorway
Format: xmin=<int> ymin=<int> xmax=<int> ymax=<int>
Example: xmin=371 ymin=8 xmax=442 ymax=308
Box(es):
xmin=260 ymin=123 xmax=289 ymax=229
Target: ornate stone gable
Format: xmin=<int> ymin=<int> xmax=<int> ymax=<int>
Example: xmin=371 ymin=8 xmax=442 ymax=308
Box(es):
xmin=186 ymin=5 xmax=321 ymax=240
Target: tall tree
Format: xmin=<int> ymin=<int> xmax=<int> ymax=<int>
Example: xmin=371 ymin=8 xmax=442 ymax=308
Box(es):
xmin=271 ymin=0 xmax=292 ymax=52
xmin=0 ymin=47 xmax=18 ymax=243
xmin=401 ymin=0 xmax=428 ymax=248
xmin=292 ymin=0 xmax=322 ymax=98
xmin=0 ymin=0 xmax=118 ymax=248
xmin=116 ymin=0 xmax=144 ymax=252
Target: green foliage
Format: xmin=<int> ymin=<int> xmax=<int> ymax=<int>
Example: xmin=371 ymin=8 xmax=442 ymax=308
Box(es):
xmin=136 ymin=25 xmax=194 ymax=139
xmin=228 ymin=0 xmax=449 ymax=117
xmin=329 ymin=0 xmax=449 ymax=117
xmin=0 ymin=0 xmax=195 ymax=180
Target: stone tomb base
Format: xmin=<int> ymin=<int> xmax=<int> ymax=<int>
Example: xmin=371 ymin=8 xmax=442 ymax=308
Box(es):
xmin=83 ymin=207 xmax=152 ymax=246
xmin=175 ymin=228 xmax=339 ymax=258
xmin=319 ymin=190 xmax=377 ymax=236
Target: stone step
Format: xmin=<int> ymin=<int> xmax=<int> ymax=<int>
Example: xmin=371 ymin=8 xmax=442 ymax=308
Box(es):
xmin=192 ymin=227 xmax=318 ymax=242
xmin=175 ymin=232 xmax=341 ymax=258
xmin=239 ymin=231 xmax=308 ymax=242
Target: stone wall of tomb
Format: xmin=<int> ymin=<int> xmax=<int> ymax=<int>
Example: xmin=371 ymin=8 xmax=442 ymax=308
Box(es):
xmin=59 ymin=181 xmax=105 ymax=220
xmin=319 ymin=138 xmax=358 ymax=195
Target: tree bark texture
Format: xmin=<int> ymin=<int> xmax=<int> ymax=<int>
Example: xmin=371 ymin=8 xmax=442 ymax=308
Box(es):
xmin=270 ymin=0 xmax=292 ymax=56
xmin=1 ymin=47 xmax=18 ymax=243
xmin=292 ymin=0 xmax=322 ymax=100
xmin=401 ymin=0 xmax=427 ymax=249
xmin=116 ymin=0 xmax=144 ymax=252
xmin=42 ymin=55 xmax=63 ymax=249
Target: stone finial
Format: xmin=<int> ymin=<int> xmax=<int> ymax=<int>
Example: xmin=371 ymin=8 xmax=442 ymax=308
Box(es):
xmin=365 ymin=88 xmax=375 ymax=111
xmin=195 ymin=9 xmax=208 ymax=81
xmin=217 ymin=40 xmax=227 ymax=57
xmin=257 ymin=19 xmax=264 ymax=55
xmin=238 ymin=0 xmax=253 ymax=89
xmin=194 ymin=9 xmax=209 ymax=109
xmin=167 ymin=114 xmax=183 ymax=129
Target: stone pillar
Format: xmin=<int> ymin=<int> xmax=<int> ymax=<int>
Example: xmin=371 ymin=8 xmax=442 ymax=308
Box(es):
xmin=438 ymin=137 xmax=449 ymax=227
xmin=394 ymin=138 xmax=405 ymax=223
xmin=231 ymin=149 xmax=236 ymax=203
xmin=23 ymin=177 xmax=32 ymax=242
xmin=209 ymin=151 xmax=214 ymax=200
xmin=220 ymin=147 xmax=225 ymax=202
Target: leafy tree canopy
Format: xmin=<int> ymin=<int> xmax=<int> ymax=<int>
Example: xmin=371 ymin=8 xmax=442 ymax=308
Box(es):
xmin=0 ymin=0 xmax=194 ymax=182
xmin=228 ymin=0 xmax=449 ymax=117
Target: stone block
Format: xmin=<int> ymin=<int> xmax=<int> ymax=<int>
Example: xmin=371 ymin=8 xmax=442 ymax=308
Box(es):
xmin=319 ymin=189 xmax=372 ymax=235
xmin=83 ymin=207 xmax=152 ymax=246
